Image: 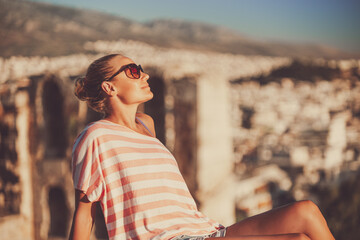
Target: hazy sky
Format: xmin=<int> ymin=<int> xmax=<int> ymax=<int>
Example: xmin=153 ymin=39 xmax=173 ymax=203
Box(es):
xmin=31 ymin=0 xmax=360 ymax=53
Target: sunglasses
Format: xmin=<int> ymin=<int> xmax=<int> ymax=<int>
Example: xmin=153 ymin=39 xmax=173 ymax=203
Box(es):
xmin=108 ymin=63 xmax=144 ymax=81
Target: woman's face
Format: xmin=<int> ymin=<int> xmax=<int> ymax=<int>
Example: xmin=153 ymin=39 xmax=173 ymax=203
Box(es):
xmin=107 ymin=56 xmax=153 ymax=105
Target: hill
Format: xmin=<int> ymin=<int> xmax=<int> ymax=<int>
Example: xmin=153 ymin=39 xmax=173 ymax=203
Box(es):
xmin=0 ymin=0 xmax=357 ymax=58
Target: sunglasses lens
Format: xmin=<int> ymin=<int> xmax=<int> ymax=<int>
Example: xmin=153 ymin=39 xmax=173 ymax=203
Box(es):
xmin=125 ymin=65 xmax=141 ymax=79
xmin=131 ymin=66 xmax=140 ymax=78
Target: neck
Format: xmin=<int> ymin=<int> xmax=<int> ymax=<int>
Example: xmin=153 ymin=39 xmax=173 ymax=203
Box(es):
xmin=104 ymin=100 xmax=140 ymax=129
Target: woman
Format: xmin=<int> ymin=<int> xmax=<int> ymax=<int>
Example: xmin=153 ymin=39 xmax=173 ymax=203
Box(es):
xmin=69 ymin=54 xmax=335 ymax=240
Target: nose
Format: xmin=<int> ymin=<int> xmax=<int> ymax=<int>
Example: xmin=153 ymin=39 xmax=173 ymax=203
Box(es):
xmin=141 ymin=72 xmax=150 ymax=81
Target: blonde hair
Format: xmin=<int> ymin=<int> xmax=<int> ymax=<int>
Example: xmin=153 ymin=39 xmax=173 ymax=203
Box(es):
xmin=74 ymin=54 xmax=122 ymax=113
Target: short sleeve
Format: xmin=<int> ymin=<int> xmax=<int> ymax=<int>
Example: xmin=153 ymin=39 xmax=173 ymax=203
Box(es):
xmin=72 ymin=131 xmax=104 ymax=202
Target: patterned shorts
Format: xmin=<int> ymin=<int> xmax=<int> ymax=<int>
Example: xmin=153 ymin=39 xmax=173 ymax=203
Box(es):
xmin=171 ymin=228 xmax=227 ymax=240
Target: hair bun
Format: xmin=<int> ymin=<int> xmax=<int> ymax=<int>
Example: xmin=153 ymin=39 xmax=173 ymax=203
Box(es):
xmin=73 ymin=54 xmax=122 ymax=114
xmin=74 ymin=76 xmax=87 ymax=101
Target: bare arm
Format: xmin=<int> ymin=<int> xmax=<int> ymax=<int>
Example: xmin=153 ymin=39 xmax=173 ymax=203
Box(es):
xmin=68 ymin=190 xmax=97 ymax=240
xmin=136 ymin=112 xmax=156 ymax=137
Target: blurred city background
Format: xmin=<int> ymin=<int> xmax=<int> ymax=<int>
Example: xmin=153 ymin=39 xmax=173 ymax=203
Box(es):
xmin=0 ymin=0 xmax=359 ymax=239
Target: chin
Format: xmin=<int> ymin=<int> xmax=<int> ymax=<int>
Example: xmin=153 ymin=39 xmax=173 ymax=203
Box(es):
xmin=146 ymin=92 xmax=154 ymax=101
xmin=142 ymin=92 xmax=154 ymax=103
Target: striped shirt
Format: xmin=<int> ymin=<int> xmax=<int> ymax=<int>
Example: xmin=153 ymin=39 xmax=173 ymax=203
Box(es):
xmin=72 ymin=120 xmax=222 ymax=240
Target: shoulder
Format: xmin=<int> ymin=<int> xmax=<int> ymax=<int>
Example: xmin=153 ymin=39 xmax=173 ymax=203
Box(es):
xmin=72 ymin=120 xmax=116 ymax=159
xmin=73 ymin=120 xmax=108 ymax=149
xmin=136 ymin=112 xmax=156 ymax=137
xmin=81 ymin=120 xmax=107 ymax=138
xmin=136 ymin=112 xmax=154 ymax=123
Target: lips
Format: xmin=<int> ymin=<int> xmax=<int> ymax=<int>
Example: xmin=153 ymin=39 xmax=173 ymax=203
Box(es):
xmin=141 ymin=84 xmax=150 ymax=89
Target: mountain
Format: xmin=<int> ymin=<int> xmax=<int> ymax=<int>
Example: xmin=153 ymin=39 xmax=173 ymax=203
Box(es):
xmin=0 ymin=0 xmax=357 ymax=58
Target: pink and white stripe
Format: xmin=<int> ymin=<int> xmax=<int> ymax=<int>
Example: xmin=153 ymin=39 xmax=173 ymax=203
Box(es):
xmin=72 ymin=120 xmax=221 ymax=240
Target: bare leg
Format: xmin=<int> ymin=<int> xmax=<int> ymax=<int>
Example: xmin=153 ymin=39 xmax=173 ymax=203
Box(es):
xmin=207 ymin=233 xmax=310 ymax=240
xmin=223 ymin=200 xmax=334 ymax=240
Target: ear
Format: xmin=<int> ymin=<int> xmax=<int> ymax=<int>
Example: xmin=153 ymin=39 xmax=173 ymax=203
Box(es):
xmin=101 ymin=81 xmax=116 ymax=96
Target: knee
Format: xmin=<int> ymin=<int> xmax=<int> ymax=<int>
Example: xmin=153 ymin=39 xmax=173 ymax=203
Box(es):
xmin=293 ymin=233 xmax=311 ymax=240
xmin=291 ymin=200 xmax=322 ymax=222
